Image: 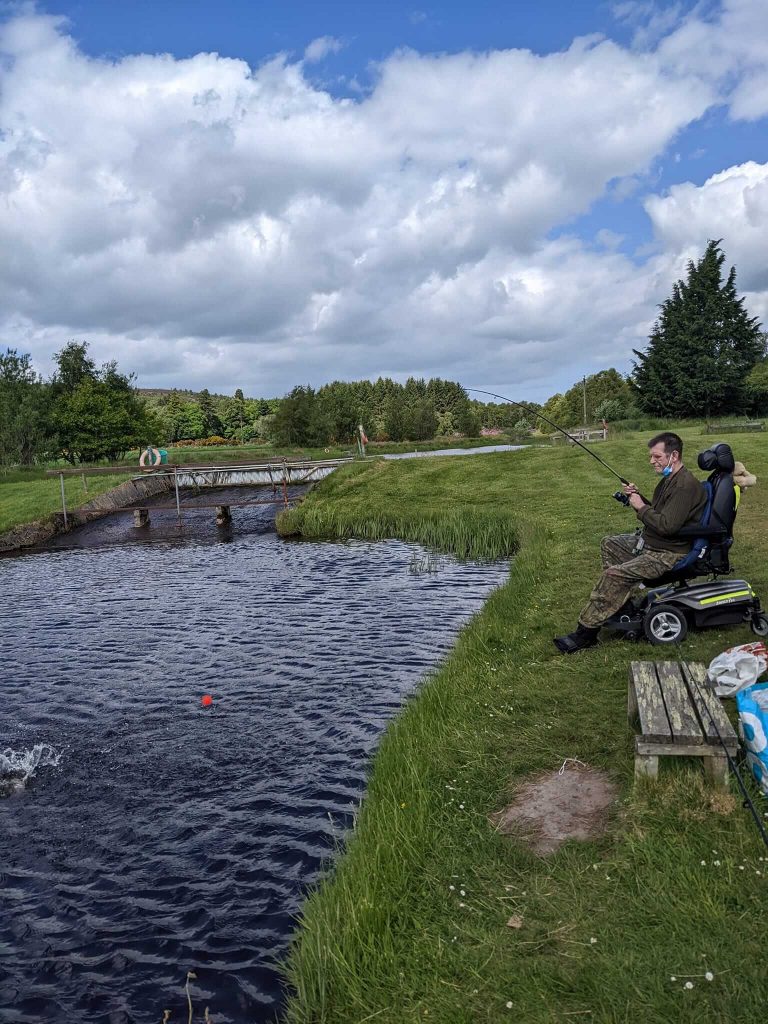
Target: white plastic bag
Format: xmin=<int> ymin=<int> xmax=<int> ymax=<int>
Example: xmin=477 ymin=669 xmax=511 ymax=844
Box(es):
xmin=707 ymin=642 xmax=768 ymax=697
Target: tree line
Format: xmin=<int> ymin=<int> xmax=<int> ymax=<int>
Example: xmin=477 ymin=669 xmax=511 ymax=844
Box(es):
xmin=2 ymin=240 xmax=766 ymax=466
xmin=146 ymin=376 xmax=483 ymax=447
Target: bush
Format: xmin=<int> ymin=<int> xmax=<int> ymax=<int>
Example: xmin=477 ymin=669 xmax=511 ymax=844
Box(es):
xmin=173 ymin=435 xmax=237 ymax=448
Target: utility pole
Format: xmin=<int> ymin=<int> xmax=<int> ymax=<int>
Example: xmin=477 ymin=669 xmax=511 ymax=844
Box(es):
xmin=582 ymin=376 xmax=587 ymax=425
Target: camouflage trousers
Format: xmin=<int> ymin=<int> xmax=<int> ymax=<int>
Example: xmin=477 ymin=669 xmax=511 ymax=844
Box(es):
xmin=578 ymin=533 xmax=681 ymax=628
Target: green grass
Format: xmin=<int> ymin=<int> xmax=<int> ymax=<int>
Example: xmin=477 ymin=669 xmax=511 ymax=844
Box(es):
xmin=279 ymin=426 xmax=768 ymax=1023
xmin=0 ymin=468 xmax=125 ymax=534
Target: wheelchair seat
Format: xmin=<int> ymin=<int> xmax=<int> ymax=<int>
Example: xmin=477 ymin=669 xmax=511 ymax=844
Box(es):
xmin=641 ymin=442 xmax=737 ymax=587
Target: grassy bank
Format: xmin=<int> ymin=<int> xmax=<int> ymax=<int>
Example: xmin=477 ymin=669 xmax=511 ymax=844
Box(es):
xmin=0 ymin=469 xmax=125 ymax=534
xmin=278 ymin=427 xmax=768 ymax=1023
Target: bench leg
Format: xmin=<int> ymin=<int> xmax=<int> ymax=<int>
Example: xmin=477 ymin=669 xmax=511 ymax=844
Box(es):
xmin=704 ymin=755 xmax=729 ymax=787
xmin=635 ymin=754 xmax=658 ymax=779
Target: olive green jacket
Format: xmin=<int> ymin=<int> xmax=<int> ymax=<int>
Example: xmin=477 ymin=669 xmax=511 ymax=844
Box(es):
xmin=637 ymin=466 xmax=708 ymax=554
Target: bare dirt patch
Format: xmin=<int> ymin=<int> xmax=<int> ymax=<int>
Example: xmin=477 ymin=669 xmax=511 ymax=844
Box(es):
xmin=491 ymin=764 xmax=618 ymax=855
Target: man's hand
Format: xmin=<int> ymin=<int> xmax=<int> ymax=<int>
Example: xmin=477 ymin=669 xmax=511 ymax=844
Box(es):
xmin=622 ymin=482 xmax=639 ymax=495
xmin=628 ymin=492 xmax=646 ymax=512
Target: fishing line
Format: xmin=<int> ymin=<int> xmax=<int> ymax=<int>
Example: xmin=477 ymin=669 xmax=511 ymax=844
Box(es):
xmin=465 ymin=387 xmax=632 ymax=486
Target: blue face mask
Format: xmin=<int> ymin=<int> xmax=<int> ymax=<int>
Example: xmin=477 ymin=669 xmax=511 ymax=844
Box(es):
xmin=661 ymin=455 xmax=673 ymax=477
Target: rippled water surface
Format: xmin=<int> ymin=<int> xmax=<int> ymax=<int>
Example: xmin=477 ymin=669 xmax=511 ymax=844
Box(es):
xmin=0 ymin=500 xmax=507 ymax=1023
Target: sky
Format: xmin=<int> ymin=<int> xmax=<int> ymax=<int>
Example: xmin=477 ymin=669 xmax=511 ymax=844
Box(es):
xmin=1 ymin=0 xmax=767 ymax=402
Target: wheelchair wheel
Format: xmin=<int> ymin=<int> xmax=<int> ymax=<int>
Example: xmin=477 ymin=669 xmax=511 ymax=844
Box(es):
xmin=643 ymin=603 xmax=688 ymax=645
xmin=751 ymin=613 xmax=768 ymax=637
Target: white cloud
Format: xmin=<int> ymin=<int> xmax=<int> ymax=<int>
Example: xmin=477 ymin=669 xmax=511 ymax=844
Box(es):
xmin=0 ymin=5 xmax=767 ymax=400
xmin=303 ymin=36 xmax=344 ymax=64
xmin=645 ymin=160 xmax=768 ymax=303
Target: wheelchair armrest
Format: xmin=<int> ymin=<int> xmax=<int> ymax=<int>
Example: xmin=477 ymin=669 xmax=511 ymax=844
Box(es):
xmin=675 ymin=525 xmax=727 ymax=539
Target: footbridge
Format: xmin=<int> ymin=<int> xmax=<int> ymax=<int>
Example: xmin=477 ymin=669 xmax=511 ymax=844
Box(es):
xmin=47 ymin=457 xmax=353 ymax=529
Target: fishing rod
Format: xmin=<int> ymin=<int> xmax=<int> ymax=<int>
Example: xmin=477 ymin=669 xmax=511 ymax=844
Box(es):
xmin=465 ymin=387 xmax=632 ymax=486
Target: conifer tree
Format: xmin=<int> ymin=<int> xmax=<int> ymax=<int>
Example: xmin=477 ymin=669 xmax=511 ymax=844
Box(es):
xmin=633 ymin=241 xmax=763 ymax=418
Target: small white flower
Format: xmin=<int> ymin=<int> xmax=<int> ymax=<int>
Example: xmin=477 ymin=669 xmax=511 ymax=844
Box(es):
xmin=670 ymin=976 xmax=677 ymax=982
xmin=506 ymin=1002 xmax=513 ymax=1009
xmin=685 ymin=981 xmax=694 ymax=990
xmin=459 ymin=803 xmax=465 ymax=809
xmin=739 ymin=865 xmax=745 ymax=870
xmin=700 ymin=860 xmax=706 ymax=866
xmin=459 ymin=902 xmax=465 ymax=907
xmin=590 ymin=937 xmax=597 ymax=945
xmin=449 ymin=885 xmax=455 ymax=891
xmin=714 ymin=860 xmax=721 ymax=866
xmin=460 ymin=890 xmax=466 ymax=896
xmin=592 ymin=864 xmax=598 ymax=870
xmin=705 ymin=971 xmax=714 ymax=982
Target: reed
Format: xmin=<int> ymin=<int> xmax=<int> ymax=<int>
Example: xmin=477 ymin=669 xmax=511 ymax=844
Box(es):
xmin=280 ymin=431 xmax=768 ymax=1023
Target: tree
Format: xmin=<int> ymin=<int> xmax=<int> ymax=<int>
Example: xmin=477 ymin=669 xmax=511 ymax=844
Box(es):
xmin=383 ymin=396 xmax=406 ymax=441
xmin=50 ymin=343 xmax=159 ymax=463
xmin=271 ymin=386 xmax=330 ymax=446
xmin=0 ymin=349 xmax=52 ymax=465
xmin=633 ymin=241 xmax=764 ymax=418
xmin=455 ymin=400 xmax=481 ymax=437
xmin=52 ymin=341 xmax=97 ymax=393
xmin=539 ymin=370 xmax=634 ymax=428
xmin=404 ymin=398 xmax=438 ymax=441
xmin=196 ymin=389 xmax=222 ymax=436
xmin=746 ymin=354 xmax=768 ymax=415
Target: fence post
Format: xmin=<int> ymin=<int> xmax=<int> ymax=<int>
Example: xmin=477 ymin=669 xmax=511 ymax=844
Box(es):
xmin=59 ymin=472 xmax=68 ymax=528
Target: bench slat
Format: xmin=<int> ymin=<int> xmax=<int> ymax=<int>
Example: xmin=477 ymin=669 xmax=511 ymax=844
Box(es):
xmin=630 ymin=661 xmax=671 ymax=742
xmin=656 ymin=662 xmax=704 ymax=744
xmin=682 ymin=662 xmax=738 ymax=745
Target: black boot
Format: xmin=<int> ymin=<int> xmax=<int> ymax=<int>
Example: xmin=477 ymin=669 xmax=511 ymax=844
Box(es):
xmin=553 ymin=622 xmax=601 ymax=654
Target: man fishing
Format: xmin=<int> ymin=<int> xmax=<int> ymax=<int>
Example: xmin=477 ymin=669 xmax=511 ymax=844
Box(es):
xmin=553 ymin=432 xmax=707 ymax=654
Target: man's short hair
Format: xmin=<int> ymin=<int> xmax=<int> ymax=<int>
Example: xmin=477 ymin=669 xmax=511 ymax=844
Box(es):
xmin=648 ymin=431 xmax=683 ymax=458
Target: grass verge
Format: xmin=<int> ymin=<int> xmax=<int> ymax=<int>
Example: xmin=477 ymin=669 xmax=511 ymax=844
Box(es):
xmin=0 ymin=469 xmax=125 ymax=534
xmin=279 ymin=427 xmax=768 ymax=1023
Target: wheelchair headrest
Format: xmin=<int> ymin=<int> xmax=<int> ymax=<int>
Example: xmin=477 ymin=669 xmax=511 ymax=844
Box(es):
xmin=698 ymin=442 xmax=735 ymax=473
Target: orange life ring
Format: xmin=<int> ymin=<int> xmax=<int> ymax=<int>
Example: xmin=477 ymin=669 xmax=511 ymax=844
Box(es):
xmin=139 ymin=447 xmax=161 ymax=468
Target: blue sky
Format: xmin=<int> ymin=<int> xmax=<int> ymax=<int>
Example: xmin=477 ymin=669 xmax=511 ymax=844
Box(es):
xmin=44 ymin=0 xmax=632 ymax=74
xmin=1 ymin=0 xmax=766 ymax=401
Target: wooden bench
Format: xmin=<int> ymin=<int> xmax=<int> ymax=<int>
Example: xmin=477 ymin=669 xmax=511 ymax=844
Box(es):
xmin=705 ymin=422 xmax=764 ymax=433
xmin=628 ymin=661 xmax=739 ymax=784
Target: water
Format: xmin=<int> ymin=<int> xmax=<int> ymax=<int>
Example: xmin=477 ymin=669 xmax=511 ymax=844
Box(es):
xmin=0 ymin=498 xmax=508 ymax=1023
xmin=383 ymin=443 xmax=527 ymax=459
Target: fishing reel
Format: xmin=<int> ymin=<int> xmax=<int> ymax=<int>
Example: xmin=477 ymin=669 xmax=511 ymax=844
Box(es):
xmin=613 ymin=490 xmax=630 ymax=506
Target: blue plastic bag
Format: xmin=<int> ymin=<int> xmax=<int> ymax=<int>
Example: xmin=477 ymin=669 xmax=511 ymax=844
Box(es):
xmin=736 ymin=682 xmax=768 ymax=796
